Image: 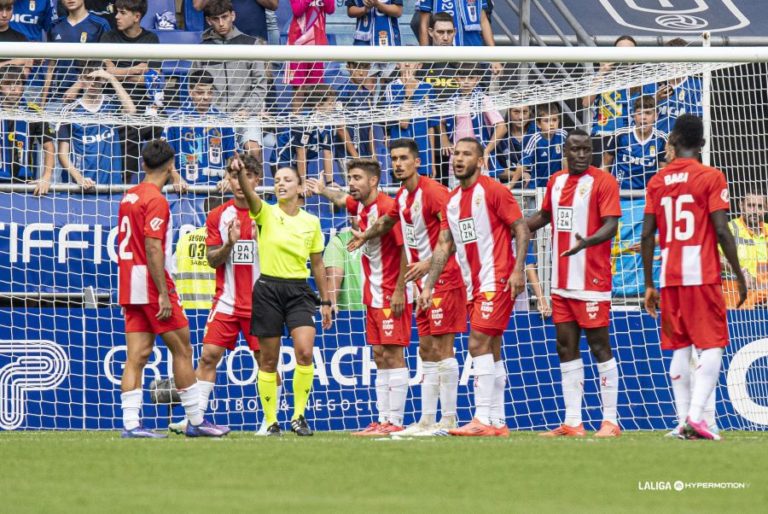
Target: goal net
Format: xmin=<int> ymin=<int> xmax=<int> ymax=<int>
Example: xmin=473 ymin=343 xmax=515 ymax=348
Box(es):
xmin=1 ymin=43 xmax=767 ymax=432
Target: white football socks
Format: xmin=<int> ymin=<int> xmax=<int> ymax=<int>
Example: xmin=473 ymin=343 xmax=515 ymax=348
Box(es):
xmin=669 ymin=347 xmax=692 ymax=425
xmin=420 ymin=361 xmax=439 ymax=425
xmin=375 ymin=369 xmax=391 ymax=424
xmin=178 ymin=382 xmax=204 ymax=426
xmin=472 ymin=354 xmax=495 ymax=426
xmin=561 ymin=359 xmax=584 ymax=427
xmin=688 ymin=348 xmax=723 ymax=423
xmin=438 ymin=357 xmax=459 ymax=420
xmin=388 ymin=368 xmax=410 ymax=427
xmin=121 ymin=389 xmax=142 ymax=431
xmin=597 ymin=358 xmax=619 ymax=425
xmin=197 ymin=380 xmax=215 ymax=415
xmin=490 ymin=360 xmax=507 ymax=427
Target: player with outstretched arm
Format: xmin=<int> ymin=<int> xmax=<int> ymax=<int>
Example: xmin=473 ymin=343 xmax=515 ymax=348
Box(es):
xmin=641 ymin=114 xmax=746 ymax=440
xmin=117 ymin=139 xmax=228 ymax=438
xmin=417 ymin=137 xmax=530 ymax=437
xmin=527 ymin=129 xmax=623 ymax=438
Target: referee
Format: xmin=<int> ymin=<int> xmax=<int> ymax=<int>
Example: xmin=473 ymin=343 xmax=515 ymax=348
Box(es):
xmin=236 ymin=157 xmax=332 ymax=436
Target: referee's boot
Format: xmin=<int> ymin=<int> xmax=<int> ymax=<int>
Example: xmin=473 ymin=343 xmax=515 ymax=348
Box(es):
xmin=265 ymin=422 xmax=282 ymax=437
xmin=290 ymin=415 xmax=314 ymax=437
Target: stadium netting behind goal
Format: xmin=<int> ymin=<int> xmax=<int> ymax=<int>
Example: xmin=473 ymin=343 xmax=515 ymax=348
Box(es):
xmin=1 ymin=43 xmax=767 ymax=432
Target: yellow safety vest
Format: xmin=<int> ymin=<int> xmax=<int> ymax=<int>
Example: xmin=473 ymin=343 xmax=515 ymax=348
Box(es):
xmin=727 ymin=217 xmax=768 ymax=282
xmin=174 ymin=227 xmax=216 ymax=310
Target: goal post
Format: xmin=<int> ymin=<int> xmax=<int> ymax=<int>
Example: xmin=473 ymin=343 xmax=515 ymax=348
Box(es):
xmin=1 ymin=42 xmax=767 ymax=432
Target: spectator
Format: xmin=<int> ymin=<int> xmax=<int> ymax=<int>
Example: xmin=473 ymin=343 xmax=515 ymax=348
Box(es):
xmin=417 ymin=0 xmax=500 ymax=74
xmin=164 ymin=70 xmax=237 ymax=186
xmin=324 ymin=218 xmax=365 ymax=313
xmin=442 ymin=63 xmax=506 ymax=185
xmin=347 ymin=0 xmax=403 ymax=47
xmin=275 ymin=84 xmax=337 ymax=185
xmin=721 ymin=190 xmax=768 ymax=309
xmin=44 ymin=0 xmax=111 ymax=108
xmin=0 ymin=1 xmax=26 ymax=42
xmin=602 ymin=95 xmax=667 ymax=190
xmin=384 ymin=61 xmax=438 ymax=177
xmin=57 ymin=63 xmax=136 ymax=189
xmin=653 ymin=38 xmax=703 ymax=134
xmin=509 ymin=102 xmax=567 ymax=189
xmin=286 ymin=0 xmax=334 ymax=92
xmin=57 ymin=0 xmax=117 ymax=30
xmin=10 ymin=0 xmax=54 ymax=42
xmin=201 ymin=0 xmax=268 ymax=115
xmin=497 ymin=104 xmax=534 ymax=184
xmin=194 ymin=0 xmax=278 ymax=42
xmin=100 ymin=0 xmax=162 ymax=184
xmin=338 ymin=61 xmax=379 ymax=159
xmin=581 ymin=35 xmax=641 ymax=166
xmin=0 ymin=65 xmax=56 ymax=194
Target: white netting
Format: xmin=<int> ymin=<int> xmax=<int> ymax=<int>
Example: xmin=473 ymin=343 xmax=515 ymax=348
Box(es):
xmin=1 ymin=45 xmax=767 ymax=432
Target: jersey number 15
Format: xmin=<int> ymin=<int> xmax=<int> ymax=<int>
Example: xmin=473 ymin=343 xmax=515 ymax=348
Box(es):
xmin=660 ymin=194 xmax=694 ymax=243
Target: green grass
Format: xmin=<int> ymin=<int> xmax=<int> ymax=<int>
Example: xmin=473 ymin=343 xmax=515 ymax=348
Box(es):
xmin=1 ymin=431 xmax=766 ymax=513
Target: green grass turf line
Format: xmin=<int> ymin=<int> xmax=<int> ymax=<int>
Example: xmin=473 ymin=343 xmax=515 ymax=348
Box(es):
xmin=1 ymin=431 xmax=766 ymax=513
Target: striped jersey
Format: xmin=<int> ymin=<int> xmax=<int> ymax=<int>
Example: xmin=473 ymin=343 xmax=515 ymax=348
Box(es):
xmin=347 ymin=0 xmax=402 ymax=46
xmin=644 ymin=158 xmax=729 ymax=288
xmin=346 ymin=192 xmax=404 ymax=308
xmin=117 ymin=182 xmax=175 ymax=306
xmin=542 ymin=166 xmax=621 ymax=301
xmin=206 ymin=200 xmax=260 ymax=318
xmin=388 ymin=176 xmax=463 ymax=293
xmin=441 ymin=175 xmax=523 ymax=299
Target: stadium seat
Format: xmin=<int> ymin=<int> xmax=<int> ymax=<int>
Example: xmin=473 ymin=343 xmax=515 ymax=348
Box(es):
xmin=140 ymin=0 xmax=176 ymax=31
xmin=156 ymin=31 xmax=203 ymax=45
xmin=183 ymin=0 xmax=206 ymax=31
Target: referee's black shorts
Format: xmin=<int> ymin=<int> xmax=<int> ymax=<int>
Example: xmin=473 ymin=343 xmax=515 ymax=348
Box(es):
xmin=251 ymin=275 xmax=318 ymax=338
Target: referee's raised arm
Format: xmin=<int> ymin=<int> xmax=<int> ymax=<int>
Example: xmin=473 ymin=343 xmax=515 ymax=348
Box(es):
xmin=234 ymin=153 xmax=262 ymax=215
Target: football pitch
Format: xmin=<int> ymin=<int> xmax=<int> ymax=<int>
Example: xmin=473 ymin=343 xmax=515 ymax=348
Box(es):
xmin=2 ymin=431 xmax=766 ymax=513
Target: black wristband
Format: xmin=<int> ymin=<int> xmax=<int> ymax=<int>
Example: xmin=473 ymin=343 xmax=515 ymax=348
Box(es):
xmin=319 ymin=300 xmax=332 ymax=307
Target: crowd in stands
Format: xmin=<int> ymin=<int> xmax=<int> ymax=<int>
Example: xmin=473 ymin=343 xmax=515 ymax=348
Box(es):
xmin=1 ymin=0 xmax=763 ymax=307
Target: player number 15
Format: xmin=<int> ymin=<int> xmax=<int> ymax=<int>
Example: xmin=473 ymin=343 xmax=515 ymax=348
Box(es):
xmin=660 ymin=194 xmax=694 ymax=243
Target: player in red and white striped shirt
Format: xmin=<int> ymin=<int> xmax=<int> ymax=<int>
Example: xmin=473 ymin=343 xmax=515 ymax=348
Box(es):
xmin=642 ymin=115 xmax=746 ymax=440
xmin=345 ymin=139 xmax=466 ymax=436
xmin=117 ymin=139 xmax=226 ymax=438
xmin=418 ymin=137 xmax=530 ymax=437
xmin=308 ymin=158 xmax=412 ymax=435
xmin=168 ymin=155 xmax=266 ymax=435
xmin=527 ymin=129 xmax=623 ymax=438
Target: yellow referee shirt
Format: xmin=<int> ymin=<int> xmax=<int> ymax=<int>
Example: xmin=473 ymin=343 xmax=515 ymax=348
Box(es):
xmin=250 ymin=202 xmax=324 ymax=279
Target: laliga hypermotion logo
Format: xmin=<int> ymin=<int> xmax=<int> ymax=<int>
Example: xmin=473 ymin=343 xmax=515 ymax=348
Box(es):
xmin=599 ymin=0 xmax=749 ymax=33
xmin=0 ymin=340 xmax=69 ymax=430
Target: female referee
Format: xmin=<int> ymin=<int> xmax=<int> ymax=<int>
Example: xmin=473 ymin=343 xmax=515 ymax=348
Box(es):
xmin=236 ymin=157 xmax=332 ymax=436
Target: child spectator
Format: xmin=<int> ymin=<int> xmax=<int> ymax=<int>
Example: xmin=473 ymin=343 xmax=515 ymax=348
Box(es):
xmin=286 ymin=0 xmax=334 ymax=91
xmin=57 ymin=1 xmax=118 ymax=29
xmin=194 ymin=0 xmax=278 ymax=42
xmin=338 ymin=61 xmax=379 ymax=160
xmin=57 ymin=63 xmax=136 ymax=188
xmin=45 ymin=0 xmax=111 ymax=108
xmin=442 ymin=63 xmax=506 ymax=185
xmin=510 ymin=102 xmax=567 ymax=189
xmin=603 ymin=95 xmax=667 ymax=190
xmin=0 ymin=0 xmax=26 ymax=42
xmin=347 ymin=0 xmax=403 ymax=47
xmin=164 ymin=70 xmax=237 ymax=186
xmin=275 ymin=84 xmax=337 ymax=185
xmin=497 ymin=104 xmax=535 ymax=184
xmin=384 ymin=61 xmax=438 ymax=177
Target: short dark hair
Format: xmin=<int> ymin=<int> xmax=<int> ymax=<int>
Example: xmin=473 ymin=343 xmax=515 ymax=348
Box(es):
xmin=389 ymin=138 xmax=420 ymax=158
xmin=142 ymin=139 xmax=175 ymax=171
xmin=430 ymin=12 xmax=455 ymax=29
xmin=189 ymin=69 xmax=214 ymax=89
xmin=536 ymin=102 xmax=560 ymax=117
xmin=115 ymin=0 xmax=147 ymax=17
xmin=77 ymin=60 xmax=103 ymax=76
xmin=307 ymin=83 xmax=337 ymax=109
xmin=665 ymin=37 xmax=688 ymax=47
xmin=0 ymin=66 xmax=24 ymax=85
xmin=227 ymin=154 xmax=262 ymax=178
xmin=346 ymin=61 xmax=372 ymax=70
xmin=633 ymin=94 xmax=656 ymax=112
xmin=614 ymin=35 xmax=637 ymax=46
xmin=276 ymin=166 xmax=302 ymax=184
xmin=347 ymin=158 xmax=381 ymax=180
xmin=566 ymin=128 xmax=590 ymax=142
xmin=456 ymin=137 xmax=484 ymax=157
xmin=455 ymin=62 xmax=481 ymax=77
xmin=671 ymin=114 xmax=704 ymax=150
xmin=203 ymin=0 xmax=234 ymax=18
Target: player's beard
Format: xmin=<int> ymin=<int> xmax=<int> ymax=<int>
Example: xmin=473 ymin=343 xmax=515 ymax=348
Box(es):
xmin=455 ymin=162 xmax=479 ymax=181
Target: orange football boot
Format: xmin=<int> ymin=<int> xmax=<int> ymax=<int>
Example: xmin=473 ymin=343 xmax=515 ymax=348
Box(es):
xmin=448 ymin=418 xmax=498 ymax=437
xmin=539 ymin=423 xmax=586 ymax=437
xmin=351 ymin=422 xmax=381 ymax=437
xmin=594 ymin=421 xmax=621 ymax=438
